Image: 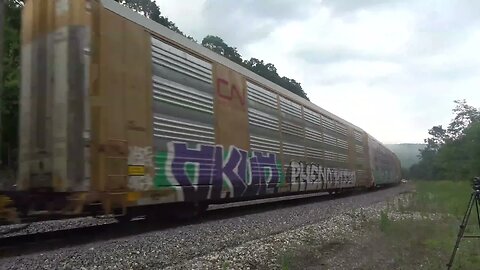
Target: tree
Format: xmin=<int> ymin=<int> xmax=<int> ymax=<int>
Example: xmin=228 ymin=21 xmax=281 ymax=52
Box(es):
xmin=201 ymin=35 xmax=243 ymax=65
xmin=447 ymin=99 xmax=480 ymax=139
xmin=410 ymin=100 xmax=480 ymax=181
xmin=243 ymin=57 xmax=309 ymax=100
xmin=1 ymin=0 xmax=22 ymax=169
xmin=113 ymin=0 xmax=196 ymax=41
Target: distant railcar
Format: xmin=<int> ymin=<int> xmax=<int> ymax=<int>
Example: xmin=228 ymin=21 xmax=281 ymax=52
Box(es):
xmin=0 ymin=0 xmax=401 ymax=224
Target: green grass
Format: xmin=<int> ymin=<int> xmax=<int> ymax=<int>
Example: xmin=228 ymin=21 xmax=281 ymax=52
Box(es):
xmin=409 ymin=180 xmax=474 ymax=218
xmin=379 ymin=211 xmax=391 ymax=232
xmin=382 ymin=180 xmax=480 ymax=269
xmin=272 ymin=180 xmax=480 ymax=269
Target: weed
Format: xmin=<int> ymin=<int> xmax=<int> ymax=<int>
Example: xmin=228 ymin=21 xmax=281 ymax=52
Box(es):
xmin=379 ymin=211 xmax=390 ymax=232
xmin=221 ymin=261 xmax=230 ymax=270
xmin=280 ymin=250 xmax=293 ymax=270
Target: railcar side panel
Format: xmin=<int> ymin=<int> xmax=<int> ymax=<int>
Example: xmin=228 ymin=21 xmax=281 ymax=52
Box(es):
xmin=367 ymin=136 xmax=401 ymax=186
xmin=18 ymin=0 xmax=91 ymax=192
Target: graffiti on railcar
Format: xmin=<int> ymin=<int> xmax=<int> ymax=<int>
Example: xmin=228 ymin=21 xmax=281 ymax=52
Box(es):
xmin=154 ymin=142 xmax=285 ymax=201
xmin=287 ymin=161 xmax=356 ymax=191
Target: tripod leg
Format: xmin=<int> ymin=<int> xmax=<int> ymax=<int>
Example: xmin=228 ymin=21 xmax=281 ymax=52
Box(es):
xmin=447 ymin=193 xmax=475 ymax=269
xmin=476 ymin=194 xmax=480 ymax=231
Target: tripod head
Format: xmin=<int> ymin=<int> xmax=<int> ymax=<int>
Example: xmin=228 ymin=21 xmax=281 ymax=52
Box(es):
xmin=473 ymin=176 xmax=480 ymax=192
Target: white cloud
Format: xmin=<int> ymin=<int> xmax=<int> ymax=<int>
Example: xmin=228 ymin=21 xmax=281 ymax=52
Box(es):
xmin=155 ymin=0 xmax=480 ymax=144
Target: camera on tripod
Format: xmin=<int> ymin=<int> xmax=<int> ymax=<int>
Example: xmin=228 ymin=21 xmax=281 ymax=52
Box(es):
xmin=472 ymin=176 xmax=480 ymax=191
xmin=448 ymin=176 xmax=480 ymax=269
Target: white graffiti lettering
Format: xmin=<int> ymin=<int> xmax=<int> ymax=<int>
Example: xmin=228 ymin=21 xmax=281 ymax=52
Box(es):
xmin=288 ymin=161 xmax=356 ymax=188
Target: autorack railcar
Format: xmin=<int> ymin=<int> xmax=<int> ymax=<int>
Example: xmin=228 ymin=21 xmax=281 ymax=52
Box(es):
xmin=0 ymin=0 xmax=401 ymax=224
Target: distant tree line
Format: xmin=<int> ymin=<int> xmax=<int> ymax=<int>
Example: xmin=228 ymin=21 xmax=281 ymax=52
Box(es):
xmin=0 ymin=0 xmax=309 ymax=170
xmin=409 ymin=100 xmax=480 ymax=181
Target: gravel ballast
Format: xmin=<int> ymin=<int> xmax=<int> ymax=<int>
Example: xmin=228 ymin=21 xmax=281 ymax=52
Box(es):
xmin=0 ymin=184 xmax=412 ymax=270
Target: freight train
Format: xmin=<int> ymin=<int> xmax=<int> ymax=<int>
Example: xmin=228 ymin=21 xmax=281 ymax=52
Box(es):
xmin=0 ymin=0 xmax=401 ymax=224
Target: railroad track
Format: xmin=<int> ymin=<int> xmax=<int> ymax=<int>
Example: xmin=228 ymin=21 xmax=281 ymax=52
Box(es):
xmin=0 ymin=187 xmax=390 ymax=258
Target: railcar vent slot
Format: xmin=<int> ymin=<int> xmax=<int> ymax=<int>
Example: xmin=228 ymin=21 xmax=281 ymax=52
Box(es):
xmin=151 ymin=38 xmax=212 ymax=84
xmin=355 ymin=145 xmax=364 ymax=154
xmin=324 ymin=151 xmax=337 ymax=161
xmin=322 ymin=116 xmax=336 ymax=131
xmin=280 ymin=97 xmax=302 ymax=119
xmin=282 ymin=142 xmax=305 ymax=157
xmin=354 ymin=131 xmax=363 ymax=142
xmin=338 ymin=153 xmax=348 ymax=163
xmin=304 ymin=107 xmax=321 ymax=126
xmin=305 ymin=128 xmax=322 ymax=142
xmin=282 ymin=121 xmax=304 ymax=138
xmin=335 ymin=123 xmax=348 ymax=136
xmin=153 ymin=116 xmax=215 ymax=145
xmin=250 ymin=136 xmax=281 ymax=154
xmin=323 ymin=133 xmax=336 ymax=147
xmin=306 ymin=147 xmax=324 ymax=159
xmin=247 ymin=82 xmax=278 ymax=109
xmin=248 ymin=108 xmax=279 ymax=131
xmin=337 ymin=139 xmax=348 ymax=150
xmin=153 ymin=76 xmax=213 ymax=114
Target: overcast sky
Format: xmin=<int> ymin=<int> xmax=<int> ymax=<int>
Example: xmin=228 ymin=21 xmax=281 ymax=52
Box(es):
xmin=155 ymin=0 xmax=480 ymax=144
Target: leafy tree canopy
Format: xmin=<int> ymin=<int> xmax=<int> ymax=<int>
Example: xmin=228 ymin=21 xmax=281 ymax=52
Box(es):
xmin=410 ymin=100 xmax=480 ymax=181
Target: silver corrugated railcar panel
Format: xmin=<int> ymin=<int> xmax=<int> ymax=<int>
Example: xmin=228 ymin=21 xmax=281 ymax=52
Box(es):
xmin=335 ymin=123 xmax=348 ymax=136
xmin=323 ymin=133 xmax=336 ymax=147
xmin=282 ymin=121 xmax=304 ymax=138
xmin=305 ymin=127 xmax=322 ymax=142
xmin=337 ymin=138 xmax=349 ymax=150
xmin=151 ymin=38 xmax=212 ymax=84
xmin=151 ymin=36 xmax=215 ymax=155
xmin=354 ymin=130 xmax=363 ymax=142
xmin=247 ymin=82 xmax=278 ymax=109
xmin=306 ymin=147 xmax=324 ymax=160
xmin=250 ymin=135 xmax=281 ymax=154
xmin=304 ymin=107 xmax=321 ymax=126
xmin=324 ymin=151 xmax=337 ymax=161
xmin=282 ymin=142 xmax=305 ymax=157
xmin=322 ymin=116 xmax=336 ymax=132
xmin=153 ymin=76 xmax=213 ymax=114
xmin=153 ymin=115 xmax=215 ymax=145
xmin=280 ymin=96 xmax=302 ymax=119
xmin=248 ymin=108 xmax=279 ymax=131
xmin=338 ymin=153 xmax=348 ymax=163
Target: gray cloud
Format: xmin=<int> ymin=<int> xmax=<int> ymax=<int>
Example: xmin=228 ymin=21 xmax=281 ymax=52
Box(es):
xmin=291 ymin=0 xmax=480 ymax=89
xmin=199 ymin=0 xmax=320 ymax=48
xmin=295 ymin=48 xmax=385 ymax=64
xmin=320 ymin=0 xmax=400 ymax=14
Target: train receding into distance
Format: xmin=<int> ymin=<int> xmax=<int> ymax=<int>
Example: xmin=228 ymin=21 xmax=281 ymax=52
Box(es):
xmin=0 ymin=0 xmax=401 ymax=224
